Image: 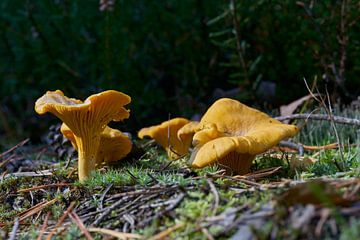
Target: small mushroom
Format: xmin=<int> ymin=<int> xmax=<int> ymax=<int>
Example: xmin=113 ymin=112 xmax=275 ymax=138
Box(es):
xmin=138 ymin=118 xmax=193 ymax=159
xmin=61 ymin=123 xmax=132 ymax=165
xmin=178 ymin=98 xmax=299 ymax=174
xmin=35 ymin=90 xmax=131 ymax=181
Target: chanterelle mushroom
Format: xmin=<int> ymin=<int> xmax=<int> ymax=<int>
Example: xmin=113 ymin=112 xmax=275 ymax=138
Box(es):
xmin=61 ymin=123 xmax=132 ymax=166
xmin=178 ymin=98 xmax=299 ymax=174
xmin=138 ymin=118 xmax=193 ymax=160
xmin=35 ymin=90 xmax=130 ymax=181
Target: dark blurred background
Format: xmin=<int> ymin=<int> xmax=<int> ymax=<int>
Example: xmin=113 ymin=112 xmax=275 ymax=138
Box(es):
xmin=0 ymin=0 xmax=359 ymax=143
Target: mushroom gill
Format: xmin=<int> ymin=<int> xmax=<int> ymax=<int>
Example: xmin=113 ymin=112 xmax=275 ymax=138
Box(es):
xmin=60 ymin=123 xmax=132 ymax=166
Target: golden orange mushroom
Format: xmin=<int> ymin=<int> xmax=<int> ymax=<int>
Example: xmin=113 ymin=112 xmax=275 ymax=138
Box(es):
xmin=178 ymin=98 xmax=299 ymax=174
xmin=61 ymin=123 xmax=132 ymax=165
xmin=138 ymin=118 xmax=193 ymax=160
xmin=35 ymin=90 xmax=131 ymax=181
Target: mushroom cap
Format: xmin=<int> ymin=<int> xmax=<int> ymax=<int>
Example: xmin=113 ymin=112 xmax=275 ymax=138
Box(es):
xmin=35 ymin=90 xmax=131 ymax=135
xmin=61 ymin=123 xmax=132 ymax=164
xmin=181 ymin=98 xmax=299 ymax=173
xmin=138 ymin=117 xmax=192 ymax=159
xmin=35 ymin=90 xmax=131 ymax=181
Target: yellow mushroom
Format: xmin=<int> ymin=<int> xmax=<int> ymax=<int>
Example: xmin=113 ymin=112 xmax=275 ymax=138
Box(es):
xmin=61 ymin=123 xmax=132 ymax=165
xmin=35 ymin=90 xmax=131 ymax=181
xmin=178 ymin=98 xmax=299 ymax=174
xmin=138 ymin=118 xmax=193 ymax=160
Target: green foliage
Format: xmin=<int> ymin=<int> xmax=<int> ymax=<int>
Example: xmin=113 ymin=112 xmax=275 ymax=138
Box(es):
xmin=207 ymin=0 xmax=360 ymax=102
xmin=0 ymin=0 xmax=222 ymax=138
xmin=1 ymin=1 xmax=359 ymax=140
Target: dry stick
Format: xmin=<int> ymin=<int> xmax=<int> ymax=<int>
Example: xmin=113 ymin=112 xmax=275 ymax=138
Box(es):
xmin=17 ymin=183 xmax=70 ymax=193
xmin=201 ymin=227 xmax=215 ymax=240
xmin=278 ymin=141 xmax=304 ymax=156
xmin=0 ymin=154 xmax=19 ymax=168
xmin=92 ymin=195 xmax=143 ymax=226
xmin=46 ymin=202 xmax=76 ymax=240
xmin=242 ymin=166 xmax=282 ymax=180
xmin=18 ymin=198 xmax=58 ymax=222
xmin=275 ymin=114 xmax=360 ymax=126
xmin=37 ymin=212 xmax=51 ymax=240
xmin=0 ymin=138 xmax=29 ymax=159
xmin=1 ymin=170 xmax=54 ymax=180
xmin=88 ymin=227 xmax=143 ymax=239
xmin=69 ymin=211 xmax=93 ymax=240
xmin=99 ymin=184 xmax=113 ymax=210
xmin=149 ymin=223 xmax=185 ymax=240
xmin=138 ymin=192 xmax=186 ymax=227
xmin=303 ymin=143 xmax=339 ymax=151
xmin=206 ymin=179 xmax=220 ymax=215
xmin=8 ymin=217 xmax=19 ymax=240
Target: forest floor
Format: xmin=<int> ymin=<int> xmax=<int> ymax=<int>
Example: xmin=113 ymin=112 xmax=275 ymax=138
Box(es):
xmin=0 ymin=109 xmax=359 ymax=239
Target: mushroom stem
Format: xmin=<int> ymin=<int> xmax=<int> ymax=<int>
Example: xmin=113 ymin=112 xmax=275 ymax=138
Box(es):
xmin=75 ymin=136 xmax=100 ymax=182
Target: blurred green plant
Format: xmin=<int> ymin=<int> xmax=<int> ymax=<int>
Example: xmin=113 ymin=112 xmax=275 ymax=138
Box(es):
xmin=0 ymin=0 xmax=359 ymax=141
xmin=207 ymin=0 xmax=360 ymax=104
xmin=0 ymin=0 xmax=223 ymax=139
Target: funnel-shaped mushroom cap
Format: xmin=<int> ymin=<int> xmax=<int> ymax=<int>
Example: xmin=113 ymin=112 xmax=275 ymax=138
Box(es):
xmin=138 ymin=118 xmax=192 ymax=159
xmin=181 ymin=98 xmax=298 ymax=174
xmin=61 ymin=123 xmax=132 ymax=164
xmin=35 ymin=90 xmax=131 ymax=181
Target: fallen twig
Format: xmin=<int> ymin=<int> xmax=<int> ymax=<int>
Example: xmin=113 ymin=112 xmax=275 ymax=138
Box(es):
xmin=149 ymin=223 xmax=184 ymax=240
xmin=0 ymin=138 xmax=29 ymax=160
xmin=275 ymin=114 xmax=360 ymax=126
xmin=46 ymin=202 xmax=76 ymax=240
xmin=88 ymin=227 xmax=143 ymax=239
xmin=37 ymin=212 xmax=51 ymax=240
xmin=206 ymin=179 xmax=220 ymax=215
xmin=17 ymin=183 xmax=70 ymax=193
xmin=18 ymin=198 xmax=58 ymax=222
xmin=8 ymin=217 xmax=19 ymax=240
xmin=1 ymin=169 xmax=54 ymax=180
xmin=242 ymin=166 xmax=283 ymax=180
xmin=69 ymin=211 xmax=93 ymax=240
xmin=92 ymin=195 xmax=142 ymax=226
xmin=137 ymin=192 xmax=186 ymax=227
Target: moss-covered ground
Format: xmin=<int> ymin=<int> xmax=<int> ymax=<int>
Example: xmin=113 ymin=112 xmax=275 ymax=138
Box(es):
xmin=0 ymin=109 xmax=359 ymax=239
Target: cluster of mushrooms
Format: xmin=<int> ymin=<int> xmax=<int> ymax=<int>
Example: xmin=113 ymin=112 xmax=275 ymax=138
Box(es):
xmin=35 ymin=90 xmax=299 ymax=182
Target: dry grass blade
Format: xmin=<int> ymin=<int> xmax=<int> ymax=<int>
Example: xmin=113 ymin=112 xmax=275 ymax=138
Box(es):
xmin=37 ymin=212 xmax=50 ymax=240
xmin=202 ymin=227 xmax=215 ymax=240
xmin=149 ymin=223 xmax=184 ymax=240
xmin=9 ymin=217 xmax=19 ymax=240
xmin=242 ymin=166 xmax=282 ymax=180
xmin=275 ymin=114 xmax=360 ymax=126
xmin=17 ymin=183 xmax=70 ymax=193
xmin=303 ymin=143 xmax=339 ymax=150
xmin=18 ymin=198 xmax=58 ymax=222
xmin=88 ymin=227 xmax=143 ymax=239
xmin=208 ymin=174 xmax=261 ymax=187
xmin=46 ymin=202 xmax=76 ymax=240
xmin=206 ymin=179 xmax=220 ymax=215
xmin=0 ymin=138 xmax=29 ymax=159
xmin=69 ymin=211 xmax=93 ymax=240
xmin=1 ymin=170 xmax=54 ymax=180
